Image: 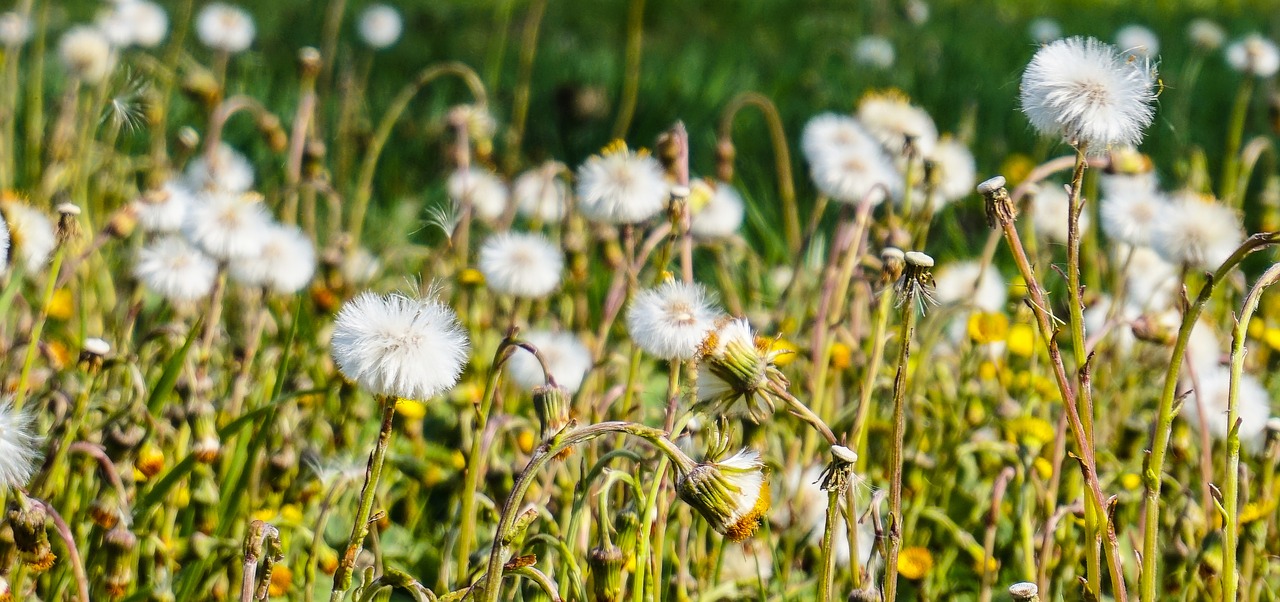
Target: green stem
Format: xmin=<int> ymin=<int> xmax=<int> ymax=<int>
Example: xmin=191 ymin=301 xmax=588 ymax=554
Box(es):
xmin=503 ymin=0 xmax=547 ymax=173
xmin=14 ymin=245 xmax=66 ymax=411
xmin=610 ymin=0 xmax=645 ymax=140
xmin=633 ymin=365 xmax=685 ymax=602
xmin=456 ymin=339 xmax=517 ymax=583
xmin=717 ymin=92 xmax=799 ymax=255
xmin=330 ymin=395 xmax=398 ymax=601
xmin=1221 ymin=77 xmax=1255 ymax=207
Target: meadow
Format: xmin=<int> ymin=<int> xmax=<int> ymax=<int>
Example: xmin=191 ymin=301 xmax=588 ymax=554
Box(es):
xmin=1 ymin=1 xmax=1280 ymax=601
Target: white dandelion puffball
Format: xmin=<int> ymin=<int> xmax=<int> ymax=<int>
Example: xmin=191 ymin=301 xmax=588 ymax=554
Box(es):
xmin=1028 ymin=18 xmax=1062 ymax=44
xmin=506 ymin=330 xmax=592 ymax=393
xmin=1226 ymin=34 xmax=1280 ymax=78
xmin=626 ymin=280 xmax=723 ymax=361
xmin=513 ymin=162 xmax=569 ymax=222
xmin=808 ymin=142 xmax=902 ymax=206
xmin=1150 ymin=193 xmax=1243 ymax=270
xmin=1083 ymin=294 xmax=1141 ymax=354
xmin=1188 ymin=19 xmax=1225 ymax=51
xmin=800 ymin=113 xmax=877 ymax=165
xmin=906 ymin=0 xmax=929 ymax=25
xmin=1030 ymin=183 xmax=1088 ymax=244
xmin=229 ymin=224 xmax=316 ymax=294
xmin=2 ymin=202 xmax=55 ymax=274
xmin=1118 ymin=244 xmax=1178 ymax=310
xmin=341 ymin=247 xmax=380 ymax=286
xmin=358 ymin=4 xmax=402 ymax=49
xmin=477 ymin=231 xmax=564 ymax=298
xmin=857 ymin=91 xmax=938 ymax=157
xmin=1099 ymin=176 xmax=1166 ymax=248
xmin=689 ymin=180 xmax=745 ymax=240
xmin=1020 ymin=36 xmax=1158 ymax=149
xmin=99 ymin=0 xmax=168 ymax=48
xmin=1182 ymin=366 xmax=1271 ymax=450
xmin=0 ymin=12 xmax=31 ymax=47
xmin=853 ymin=35 xmax=894 ymax=70
xmin=196 ymin=3 xmax=255 ymax=53
xmin=447 ymin=168 xmax=509 ymax=223
xmin=59 ymin=26 xmax=116 ymax=84
xmin=575 ymin=143 xmax=670 ymax=225
xmin=933 ymin=261 xmax=1006 ymax=312
xmin=134 ymin=181 xmax=194 ymax=234
xmin=0 ymin=212 xmax=8 ymax=269
xmin=183 ymin=191 xmax=273 ymax=261
xmin=1115 ymin=24 xmax=1159 ymax=57
xmin=0 ymin=401 xmax=41 ymax=489
xmin=719 ymin=542 xmax=773 ymax=583
xmin=134 ymin=236 xmax=218 ymax=302
xmin=331 ymin=292 xmax=471 ymax=400
xmin=922 ymin=136 xmax=976 ymax=205
xmin=185 ymin=143 xmax=255 ymax=193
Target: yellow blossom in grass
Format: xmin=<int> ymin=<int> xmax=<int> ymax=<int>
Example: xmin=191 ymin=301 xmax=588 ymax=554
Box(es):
xmin=1001 ymin=153 xmax=1036 ymax=186
xmin=46 ymin=341 xmax=72 ymax=370
xmin=47 ymin=289 xmax=74 ymax=320
xmin=269 ymin=565 xmax=293 ymax=597
xmin=458 ymin=268 xmax=485 ymax=286
xmin=1008 ymin=274 xmax=1028 ymax=299
xmin=1264 ymin=328 xmax=1280 ymax=352
xmin=1120 ymin=472 xmax=1142 ymax=491
xmin=281 ymin=504 xmax=304 ymax=524
xmin=978 ymin=361 xmax=999 ymax=381
xmin=252 ymin=509 xmax=277 ymax=522
xmin=395 ymin=398 xmax=427 ymax=420
xmin=769 ymin=338 xmax=799 ymax=366
xmin=1033 ymin=375 xmax=1060 ymax=401
xmin=1240 ymin=499 xmax=1277 ymax=524
xmin=898 ymin=546 xmax=934 ymax=580
xmin=451 ymin=450 xmax=466 ymax=470
xmin=1007 ymin=416 xmax=1054 ymax=448
xmin=318 ymin=547 xmax=338 ymax=575
xmin=1007 ymin=323 xmax=1036 ymax=357
xmin=967 ymin=312 xmax=1009 ymax=345
xmin=517 ymin=429 xmax=535 ymax=454
xmin=1249 ymin=317 xmax=1266 ymax=339
xmin=973 ymin=554 xmax=999 ymax=575
xmin=1033 ymin=457 xmax=1053 ymax=480
xmin=830 ymin=341 xmax=853 ymax=370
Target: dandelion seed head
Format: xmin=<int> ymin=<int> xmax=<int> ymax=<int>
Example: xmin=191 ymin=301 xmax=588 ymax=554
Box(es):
xmin=0 ymin=402 xmax=42 ymax=489
xmin=513 ymin=162 xmax=569 ymax=223
xmin=229 ymin=224 xmax=316 ymax=294
xmin=1115 ymin=24 xmax=1159 ymax=58
xmin=196 ymin=3 xmax=255 ymax=53
xmin=1188 ymin=19 xmax=1225 ymax=51
xmin=134 ymin=181 xmax=194 ymax=234
xmin=1150 ymin=192 xmax=1243 ymax=270
xmin=857 ymin=90 xmax=938 ymax=157
xmin=689 ymin=179 xmax=745 ymax=240
xmin=0 ymin=12 xmax=31 ymax=47
xmin=185 ymin=143 xmax=255 ymax=193
xmin=801 ymin=113 xmax=876 ymax=164
xmin=1117 ymin=243 xmax=1179 ymax=310
xmin=99 ymin=0 xmax=168 ymax=48
xmin=1226 ymin=34 xmax=1280 ymax=78
xmin=1030 ymin=183 xmax=1089 ymax=244
xmin=1 ymin=201 xmax=55 ymax=274
xmin=627 ymin=280 xmax=723 ymax=361
xmin=447 ymin=168 xmax=509 ymax=223
xmin=183 ymin=191 xmax=273 ymax=261
xmin=357 ymin=4 xmax=402 ymax=49
xmin=575 ymin=142 xmax=669 ymax=225
xmin=853 ymin=36 xmax=895 ymax=70
xmin=506 ymin=330 xmax=592 ymax=393
xmin=808 ymin=143 xmax=902 ymax=206
xmin=920 ymin=136 xmax=976 ymax=206
xmin=134 ymin=236 xmax=218 ymax=302
xmin=1100 ymin=174 xmax=1165 ymax=248
xmin=59 ymin=26 xmax=116 ymax=84
xmin=932 ymin=261 xmax=1006 ymax=313
xmin=1182 ymin=367 xmax=1271 ymax=451
xmin=477 ymin=231 xmax=564 ymax=299
xmin=1028 ymin=18 xmax=1062 ymax=44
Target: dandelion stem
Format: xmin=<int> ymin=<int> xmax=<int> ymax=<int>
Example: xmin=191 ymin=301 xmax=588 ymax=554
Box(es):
xmin=1221 ymin=77 xmax=1255 ymax=208
xmin=718 ymin=92 xmax=800 ymax=255
xmin=331 ymin=394 xmax=398 ymax=601
xmin=13 ymin=244 xmax=66 ymax=412
xmin=882 ymin=270 xmax=918 ymax=602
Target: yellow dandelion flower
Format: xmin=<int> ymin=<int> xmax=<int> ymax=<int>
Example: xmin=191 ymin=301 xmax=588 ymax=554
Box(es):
xmin=1032 ymin=457 xmax=1053 ymax=480
xmin=47 ymin=289 xmax=74 ymax=321
xmin=1007 ymin=323 xmax=1037 ymax=358
xmin=978 ymin=361 xmax=999 ymax=381
xmin=268 ymin=565 xmax=293 ymax=597
xmin=830 ymin=341 xmax=853 ymax=370
xmin=1240 ymin=499 xmax=1277 ymax=524
xmin=968 ymin=312 xmax=1010 ymax=345
xmin=1120 ymin=472 xmax=1142 ymax=491
xmin=517 ymin=429 xmax=535 ymax=454
xmin=281 ymin=504 xmax=304 ymax=524
xmin=1007 ymin=416 xmax=1054 ymax=448
xmin=898 ymin=546 xmax=934 ymax=580
xmin=395 ymin=398 xmax=427 ymax=420
xmin=251 ymin=509 xmax=276 ymax=522
xmin=1249 ymin=317 xmax=1266 ymax=339
xmin=1264 ymin=328 xmax=1280 ymax=352
xmin=457 ymin=268 xmax=486 ymax=286
xmin=770 ymin=338 xmax=799 ymax=366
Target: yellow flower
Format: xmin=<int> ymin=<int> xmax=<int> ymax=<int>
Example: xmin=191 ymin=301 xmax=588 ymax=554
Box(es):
xmin=395 ymin=398 xmax=427 ymax=420
xmin=451 ymin=450 xmax=466 ymax=470
xmin=1249 ymin=317 xmax=1266 ymax=339
xmin=457 ymin=268 xmax=485 ymax=286
xmin=251 ymin=509 xmax=277 ymax=522
xmin=968 ymin=312 xmax=1010 ymax=345
xmin=770 ymin=338 xmax=799 ymax=366
xmin=973 ymin=554 xmax=999 ymax=575
xmin=136 ymin=443 xmax=165 ymax=480
xmin=46 ymin=341 xmax=72 ymax=370
xmin=1120 ymin=472 xmax=1142 ymax=491
xmin=1001 ymin=154 xmax=1036 ymax=186
xmin=281 ymin=504 xmax=304 ymax=524
xmin=978 ymin=361 xmax=999 ymax=381
xmin=1007 ymin=416 xmax=1054 ymax=448
xmin=1240 ymin=499 xmax=1277 ymax=524
xmin=1264 ymin=328 xmax=1280 ymax=352
xmin=830 ymin=342 xmax=853 ymax=370
xmin=47 ymin=289 xmax=74 ymax=320
xmin=269 ymin=564 xmax=293 ymax=597
xmin=1033 ymin=457 xmax=1053 ymax=480
xmin=898 ymin=546 xmax=934 ymax=580
xmin=1007 ymin=323 xmax=1036 ymax=357
xmin=517 ymin=429 xmax=535 ymax=454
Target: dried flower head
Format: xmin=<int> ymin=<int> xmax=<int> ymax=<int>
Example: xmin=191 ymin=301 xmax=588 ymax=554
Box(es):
xmin=895 ymin=251 xmax=938 ymax=314
xmin=134 ymin=236 xmax=218 ymax=302
xmin=696 ymin=318 xmax=790 ymax=421
xmin=676 ymin=448 xmax=770 ymax=541
xmin=477 ymin=231 xmax=564 ymax=299
xmin=1020 ymin=36 xmax=1158 ymax=149
xmin=330 ymin=292 xmax=471 ymax=400
xmin=357 ymin=4 xmax=402 ymax=49
xmin=575 ymin=141 xmax=669 ymax=225
xmin=196 ymin=3 xmax=255 ymax=53
xmin=627 ymin=280 xmax=723 ymax=361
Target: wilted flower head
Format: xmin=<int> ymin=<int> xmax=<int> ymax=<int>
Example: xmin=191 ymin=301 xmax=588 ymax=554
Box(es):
xmin=59 ymin=26 xmax=116 ymax=84
xmin=1182 ymin=366 xmax=1271 ymax=450
xmin=506 ymin=330 xmax=592 ymax=393
xmin=1 ymin=201 xmax=55 ymax=274
xmin=513 ymin=162 xmax=569 ymax=222
xmin=1226 ymin=34 xmax=1280 ymax=78
xmin=1028 ymin=18 xmax=1062 ymax=44
xmin=447 ymin=168 xmax=509 ymax=223
xmin=853 ymin=35 xmax=894 ymax=69
xmin=1020 ymin=36 xmax=1158 ymax=149
xmin=134 ymin=181 xmax=194 ymax=234
xmin=627 ymin=280 xmax=723 ymax=361
xmin=134 ymin=236 xmax=218 ymax=302
xmin=0 ymin=402 xmax=41 ymax=489
xmin=330 ymin=291 xmax=471 ymax=400
xmin=1031 ymin=183 xmax=1088 ymax=244
xmin=676 ymin=448 xmax=770 ymax=541
xmin=575 ymin=141 xmax=669 ymax=225
xmin=357 ymin=4 xmax=402 ymax=49
xmin=183 ymin=191 xmax=272 ymax=261
xmin=185 ymin=143 xmax=255 ymax=193
xmin=689 ymin=179 xmax=745 ymax=240
xmin=1187 ymin=19 xmax=1225 ymax=51
xmin=1115 ymin=24 xmax=1159 ymax=57
xmin=196 ymin=3 xmax=255 ymax=53
xmin=696 ymin=318 xmax=789 ymax=421
xmin=857 ymin=89 xmax=938 ymax=157
xmin=229 ymin=224 xmax=316 ymax=294
xmin=0 ymin=12 xmax=31 ymax=47
xmin=1150 ymin=192 xmax=1243 ymax=270
xmin=477 ymin=231 xmax=564 ymax=298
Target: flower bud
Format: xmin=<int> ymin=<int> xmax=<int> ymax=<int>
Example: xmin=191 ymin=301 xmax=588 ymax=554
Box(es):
xmin=675 ymin=449 xmax=770 ymax=542
xmin=8 ymin=497 xmax=55 ymax=573
xmin=587 ymin=545 xmax=624 ymax=602
xmin=533 ymin=384 xmax=574 ymax=448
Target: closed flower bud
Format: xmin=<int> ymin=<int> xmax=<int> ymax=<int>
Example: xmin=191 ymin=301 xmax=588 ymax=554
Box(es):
xmin=533 ymin=385 xmax=574 ymax=448
xmin=136 ymin=442 xmax=165 ymax=480
xmin=588 ymin=545 xmax=625 ymax=602
xmin=8 ymin=497 xmax=55 ymax=573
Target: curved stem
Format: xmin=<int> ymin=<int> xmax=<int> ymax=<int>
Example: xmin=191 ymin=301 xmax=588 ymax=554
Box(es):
xmin=718 ymin=92 xmax=799 ymax=254
xmin=348 ymin=62 xmax=487 ymax=245
xmin=610 ymin=0 xmax=645 ymax=140
xmin=32 ymin=497 xmax=89 ymax=602
xmin=504 ymin=0 xmax=548 ymax=173
xmin=1221 ymin=77 xmax=1255 ymax=208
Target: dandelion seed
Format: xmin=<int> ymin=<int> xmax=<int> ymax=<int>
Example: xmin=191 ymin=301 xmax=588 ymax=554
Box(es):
xmin=689 ymin=179 xmax=745 ymax=240
xmin=0 ymin=402 xmax=41 ymax=489
xmin=895 ymin=251 xmax=938 ymax=315
xmin=58 ymin=26 xmax=116 ymax=84
xmin=1150 ymin=192 xmax=1243 ymax=270
xmin=330 ymin=291 xmax=471 ymax=401
xmin=1226 ymin=34 xmax=1280 ymax=78
xmin=229 ymin=224 xmax=316 ymax=294
xmin=1182 ymin=366 xmax=1271 ymax=450
xmin=1 ymin=201 xmax=56 ymax=274
xmin=134 ymin=181 xmax=194 ymax=234
xmin=506 ymin=330 xmax=592 ymax=393
xmin=575 ymin=141 xmax=669 ymax=225
xmin=477 ymin=231 xmax=564 ymax=299
xmin=1115 ymin=24 xmax=1159 ymax=58
xmin=857 ymin=89 xmax=938 ymax=157
xmin=423 ymin=200 xmax=463 ymax=241
xmin=447 ymin=168 xmax=509 ymax=223
xmin=627 ymin=280 xmax=723 ymax=361
xmin=357 ymin=4 xmax=402 ymax=49
xmin=676 ymin=448 xmax=770 ymax=541
xmin=0 ymin=212 xmax=8 ymax=269
xmin=134 ymin=236 xmax=218 ymax=302
xmin=183 ymin=191 xmax=272 ymax=261
xmin=1020 ymin=36 xmax=1158 ymax=149
xmin=513 ymin=162 xmax=569 ymax=223
xmin=196 ymin=3 xmax=255 ymax=54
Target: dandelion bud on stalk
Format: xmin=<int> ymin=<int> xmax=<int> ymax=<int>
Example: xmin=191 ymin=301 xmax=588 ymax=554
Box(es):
xmin=54 ymin=203 xmax=81 ymax=247
xmin=895 ymin=251 xmax=937 ymax=314
xmin=80 ymin=337 xmax=110 ymax=373
xmin=8 ymin=496 xmax=55 ymax=573
xmin=532 ymin=384 xmax=574 ymax=449
xmin=676 ymin=448 xmax=770 ymax=541
xmin=587 ymin=545 xmax=625 ymax=602
xmin=103 ymin=525 xmax=138 ymax=598
xmin=880 ymin=247 xmax=906 ymax=285
xmin=695 ymin=318 xmax=790 ymax=421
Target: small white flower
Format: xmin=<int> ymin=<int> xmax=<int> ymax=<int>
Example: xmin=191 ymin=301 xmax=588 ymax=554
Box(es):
xmin=477 ymin=231 xmax=564 ymax=298
xmin=857 ymin=90 xmax=938 ymax=157
xmin=0 ymin=401 xmax=41 ymax=489
xmin=1099 ymin=174 xmax=1166 ymax=248
xmin=134 ymin=236 xmax=218 ymax=302
xmin=689 ymin=179 xmax=745 ymax=240
xmin=134 ymin=181 xmax=194 ymax=234
xmin=1115 ymin=24 xmax=1159 ymax=57
xmin=626 ymin=280 xmax=723 ymax=361
xmin=506 ymin=330 xmax=592 ymax=393
xmin=853 ymin=35 xmax=894 ymax=70
xmin=1028 ymin=17 xmax=1062 ymax=44
xmin=575 ymin=143 xmax=669 ymax=225
xmin=808 ymin=143 xmax=902 ymax=206
xmin=2 ymin=202 xmax=55 ymax=274
xmin=1226 ymin=34 xmax=1280 ymax=78
xmin=358 ymin=4 xmax=402 ymax=49
xmin=1030 ymin=183 xmax=1089 ymax=244
xmin=185 ymin=143 xmax=255 ymax=193
xmin=183 ymin=191 xmax=272 ymax=261
xmin=196 ymin=3 xmax=255 ymax=53
xmin=59 ymin=26 xmax=116 ymax=84
xmin=513 ymin=162 xmax=569 ymax=222
xmin=1187 ymin=19 xmax=1225 ymax=51
xmin=921 ymin=136 xmax=976 ymax=206
xmin=676 ymin=448 xmax=770 ymax=541
xmin=447 ymin=168 xmax=509 ymax=223
xmin=229 ymin=224 xmax=316 ymax=294
xmin=932 ymin=261 xmax=1005 ymax=312
xmin=0 ymin=12 xmax=31 ymax=47
xmin=330 ymin=292 xmax=471 ymax=400
xmin=1182 ymin=366 xmax=1271 ymax=451
xmin=1150 ymin=193 xmax=1243 ymax=270
xmin=1020 ymin=36 xmax=1158 ymax=149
